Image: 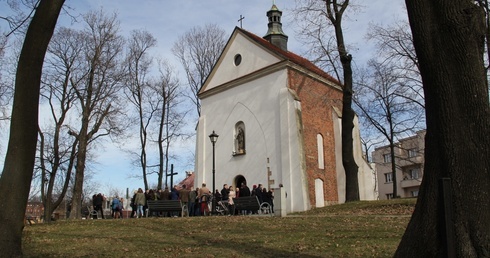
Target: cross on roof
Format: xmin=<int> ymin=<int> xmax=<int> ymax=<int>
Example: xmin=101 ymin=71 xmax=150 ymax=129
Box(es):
xmin=238 ymin=15 xmax=245 ymax=28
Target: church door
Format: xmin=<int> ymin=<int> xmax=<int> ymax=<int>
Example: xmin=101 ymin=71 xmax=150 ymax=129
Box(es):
xmin=234 ymin=175 xmax=247 ymax=190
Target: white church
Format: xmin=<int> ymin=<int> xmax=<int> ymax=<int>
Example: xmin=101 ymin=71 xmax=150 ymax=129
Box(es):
xmin=194 ymin=4 xmax=377 ymax=213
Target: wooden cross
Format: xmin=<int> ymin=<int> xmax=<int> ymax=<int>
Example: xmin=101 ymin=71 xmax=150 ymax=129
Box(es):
xmin=238 ymin=15 xmax=245 ymax=28
xmin=166 ymin=164 xmax=178 ymax=188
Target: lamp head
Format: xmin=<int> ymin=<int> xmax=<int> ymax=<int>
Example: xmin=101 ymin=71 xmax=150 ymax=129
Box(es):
xmin=209 ymin=130 xmax=219 ymax=143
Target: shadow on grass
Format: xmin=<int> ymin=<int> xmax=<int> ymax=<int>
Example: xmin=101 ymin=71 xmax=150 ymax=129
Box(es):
xmin=188 ymin=233 xmax=324 ymax=258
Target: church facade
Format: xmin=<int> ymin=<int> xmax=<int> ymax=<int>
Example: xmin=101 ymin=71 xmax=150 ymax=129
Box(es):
xmin=195 ymin=4 xmax=377 ymax=213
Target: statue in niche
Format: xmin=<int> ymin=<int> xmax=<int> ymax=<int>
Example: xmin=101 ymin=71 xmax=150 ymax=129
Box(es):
xmin=236 ymin=127 xmax=245 ymax=154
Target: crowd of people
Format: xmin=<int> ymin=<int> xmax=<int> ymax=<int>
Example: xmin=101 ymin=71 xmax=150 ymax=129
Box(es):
xmin=219 ymin=182 xmax=274 ymax=215
xmin=92 ymin=181 xmax=274 ymax=219
xmin=91 ymin=193 xmax=124 ymax=219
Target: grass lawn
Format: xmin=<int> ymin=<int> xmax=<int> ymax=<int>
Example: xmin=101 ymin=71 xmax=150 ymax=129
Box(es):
xmin=22 ymin=199 xmax=415 ymax=257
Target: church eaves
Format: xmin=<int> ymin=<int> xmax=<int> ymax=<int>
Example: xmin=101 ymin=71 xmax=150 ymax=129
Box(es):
xmin=240 ymin=27 xmax=341 ymax=87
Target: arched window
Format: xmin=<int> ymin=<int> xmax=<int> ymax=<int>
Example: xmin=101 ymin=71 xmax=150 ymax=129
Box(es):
xmin=315 ymin=178 xmax=325 ymax=208
xmin=235 ymin=122 xmax=246 ymax=154
xmin=317 ymin=134 xmax=324 ymax=169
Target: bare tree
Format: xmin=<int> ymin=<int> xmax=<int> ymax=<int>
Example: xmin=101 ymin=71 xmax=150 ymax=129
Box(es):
xmin=358 ymin=124 xmax=385 ymax=163
xmin=36 ymin=26 xmax=84 ymax=222
xmin=106 ymin=185 xmax=123 ymax=199
xmin=152 ymin=60 xmax=187 ymax=190
xmin=37 ymin=127 xmax=77 ymax=221
xmin=366 ymin=21 xmax=425 ymax=108
xmin=0 ymin=0 xmax=64 ymax=255
xmin=354 ymin=60 xmax=425 ymax=198
xmin=0 ymin=0 xmax=39 ymax=37
xmin=68 ymin=10 xmax=124 ymax=219
xmin=172 ymin=24 xmax=226 ymax=116
xmin=396 ymin=0 xmax=490 ymax=256
xmin=294 ymin=0 xmax=359 ymax=201
xmin=357 ymin=20 xmax=426 ymax=198
xmin=293 ymin=2 xmax=343 ymax=81
xmin=123 ymin=29 xmax=157 ymax=190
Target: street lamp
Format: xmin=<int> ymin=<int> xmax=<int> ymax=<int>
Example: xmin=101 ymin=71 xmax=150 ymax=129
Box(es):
xmin=42 ymin=177 xmax=48 ymax=198
xmin=209 ymin=130 xmax=219 ymax=215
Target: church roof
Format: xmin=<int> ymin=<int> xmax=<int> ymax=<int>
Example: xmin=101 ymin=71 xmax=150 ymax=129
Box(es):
xmin=199 ymin=27 xmax=342 ymax=97
xmin=176 ymin=172 xmax=194 ymax=190
xmin=237 ymin=27 xmax=341 ymax=86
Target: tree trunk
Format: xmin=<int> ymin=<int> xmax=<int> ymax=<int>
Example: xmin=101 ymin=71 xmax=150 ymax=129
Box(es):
xmin=341 ymin=58 xmax=360 ymax=201
xmin=339 ymin=46 xmax=359 ymax=202
xmin=0 ymin=0 xmax=64 ymax=256
xmin=158 ymin=103 xmax=165 ymax=189
xmin=396 ymin=0 xmax=490 ymax=257
xmin=325 ymin=0 xmax=360 ymax=202
xmin=69 ymin=121 xmax=89 ymax=219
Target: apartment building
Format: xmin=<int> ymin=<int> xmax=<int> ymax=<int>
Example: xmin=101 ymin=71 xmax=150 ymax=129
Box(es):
xmin=372 ymin=130 xmax=426 ymax=200
xmin=26 ymin=201 xmax=44 ymax=218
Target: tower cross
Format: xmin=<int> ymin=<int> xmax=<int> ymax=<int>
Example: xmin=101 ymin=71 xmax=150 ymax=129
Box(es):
xmin=238 ymin=15 xmax=245 ymax=28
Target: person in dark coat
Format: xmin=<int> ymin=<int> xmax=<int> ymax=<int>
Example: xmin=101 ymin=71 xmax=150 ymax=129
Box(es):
xmin=221 ymin=184 xmax=229 ymax=201
xmin=130 ymin=190 xmax=137 ymax=218
xmin=170 ymin=185 xmax=179 ymax=200
xmin=144 ymin=189 xmax=151 ymax=217
xmin=261 ymin=188 xmax=273 ymax=214
xmin=169 ymin=185 xmax=180 ymax=217
xmin=268 ymin=188 xmax=274 ymax=213
xmin=93 ymin=193 xmax=105 ymax=219
xmin=262 ymin=188 xmax=271 ymax=204
xmin=188 ymin=186 xmax=197 ymax=217
xmin=91 ymin=194 xmax=97 ymax=219
xmin=239 ymin=182 xmax=251 ymax=197
xmin=239 ymin=182 xmax=251 ymax=215
xmin=255 ymin=184 xmax=264 ymax=204
xmin=214 ymin=189 xmax=222 ymax=201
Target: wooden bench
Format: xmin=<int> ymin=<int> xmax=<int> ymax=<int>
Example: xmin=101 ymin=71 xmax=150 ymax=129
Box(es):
xmin=233 ymin=196 xmax=259 ymax=215
xmin=232 ymin=196 xmax=271 ymax=216
xmin=25 ymin=215 xmax=38 ymax=225
xmin=146 ymin=200 xmax=184 ymax=217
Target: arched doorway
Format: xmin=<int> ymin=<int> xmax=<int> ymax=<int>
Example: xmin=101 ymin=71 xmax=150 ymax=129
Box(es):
xmin=234 ymin=175 xmax=247 ymax=190
xmin=315 ymin=178 xmax=325 ymax=208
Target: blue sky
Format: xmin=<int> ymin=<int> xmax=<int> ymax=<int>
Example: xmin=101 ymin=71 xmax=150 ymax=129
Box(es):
xmin=3 ymin=0 xmax=408 ymax=196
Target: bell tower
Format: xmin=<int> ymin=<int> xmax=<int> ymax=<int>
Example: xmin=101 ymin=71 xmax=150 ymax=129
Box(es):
xmin=263 ymin=3 xmax=288 ymax=51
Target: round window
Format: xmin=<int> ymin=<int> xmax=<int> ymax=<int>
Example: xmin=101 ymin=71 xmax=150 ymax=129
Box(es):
xmin=234 ymin=54 xmax=242 ymax=66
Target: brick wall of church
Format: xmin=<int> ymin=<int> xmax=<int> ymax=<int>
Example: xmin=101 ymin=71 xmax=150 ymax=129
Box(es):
xmin=288 ymin=69 xmax=343 ymax=207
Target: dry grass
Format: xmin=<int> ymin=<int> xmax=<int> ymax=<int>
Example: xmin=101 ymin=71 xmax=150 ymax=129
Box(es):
xmin=22 ymin=199 xmax=416 ymax=258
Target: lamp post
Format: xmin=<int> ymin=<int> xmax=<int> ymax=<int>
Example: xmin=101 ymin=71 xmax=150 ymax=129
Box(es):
xmin=42 ymin=177 xmax=48 ymax=200
xmin=209 ymin=130 xmax=219 ymax=215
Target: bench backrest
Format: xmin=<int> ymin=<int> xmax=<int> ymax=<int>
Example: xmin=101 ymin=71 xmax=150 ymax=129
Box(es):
xmin=147 ymin=200 xmax=182 ymax=212
xmin=233 ymin=196 xmax=260 ymax=210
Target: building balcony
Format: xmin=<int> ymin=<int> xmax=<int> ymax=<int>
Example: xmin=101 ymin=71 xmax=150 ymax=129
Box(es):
xmin=398 ymin=156 xmax=424 ymax=167
xmin=400 ymin=178 xmax=421 ymax=188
